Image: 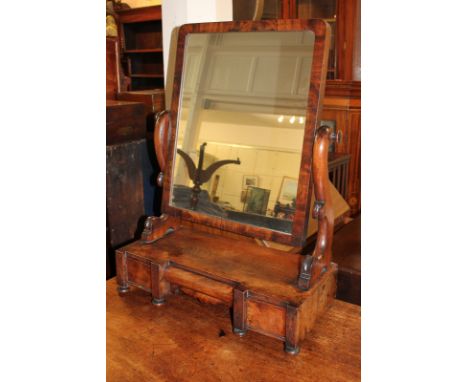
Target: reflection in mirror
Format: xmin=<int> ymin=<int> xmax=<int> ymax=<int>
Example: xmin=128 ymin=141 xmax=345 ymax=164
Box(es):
xmin=170 ymin=30 xmax=315 ymax=233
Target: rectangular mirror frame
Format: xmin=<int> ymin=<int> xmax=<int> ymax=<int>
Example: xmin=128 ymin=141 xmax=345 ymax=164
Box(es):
xmin=162 ymin=19 xmax=331 ymax=247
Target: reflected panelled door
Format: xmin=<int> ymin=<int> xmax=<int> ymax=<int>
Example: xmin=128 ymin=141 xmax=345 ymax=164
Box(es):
xmin=163 ymin=21 xmax=330 ymax=246
xmin=171 ymin=31 xmax=314 ymax=233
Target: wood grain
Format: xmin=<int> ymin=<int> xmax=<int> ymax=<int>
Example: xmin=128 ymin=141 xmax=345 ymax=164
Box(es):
xmin=165 ymin=266 xmax=234 ymax=304
xmin=106 ymin=100 xmax=146 ymax=146
xmin=153 ymin=110 xmax=171 ymax=175
xmin=118 ymin=228 xmax=337 ymax=352
xmin=298 ymin=125 xmax=336 ymax=290
xmin=246 ymin=300 xmax=286 ymax=339
xmin=124 ymin=228 xmax=309 ymax=305
xmin=116 ymin=5 xmax=161 ymax=24
xmin=107 ymin=278 xmax=361 ymax=382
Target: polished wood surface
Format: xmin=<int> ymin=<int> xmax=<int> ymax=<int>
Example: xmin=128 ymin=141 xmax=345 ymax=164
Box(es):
xmin=140 ymin=213 xmax=180 ymax=244
xmin=325 ymin=79 xmax=361 ymax=98
xmin=153 ymin=110 xmax=171 ymax=181
xmin=117 ymin=225 xmax=337 ymax=353
xmin=120 ymin=227 xmax=330 ymax=306
xmin=298 ymin=125 xmax=337 ymax=290
xmin=107 ymin=278 xmax=361 ymax=381
xmin=116 ymin=4 xmax=161 ymax=23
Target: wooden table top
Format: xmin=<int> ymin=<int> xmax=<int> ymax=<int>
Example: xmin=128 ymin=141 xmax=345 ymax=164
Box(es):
xmin=107 ymin=278 xmax=361 ymax=382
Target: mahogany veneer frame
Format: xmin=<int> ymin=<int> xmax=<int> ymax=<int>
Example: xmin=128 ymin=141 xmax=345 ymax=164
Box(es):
xmin=161 ymin=19 xmax=331 ymax=248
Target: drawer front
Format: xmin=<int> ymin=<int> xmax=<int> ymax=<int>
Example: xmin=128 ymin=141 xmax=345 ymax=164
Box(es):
xmin=127 ymin=256 xmax=151 ymax=291
xmin=246 ymin=299 xmax=286 ymax=340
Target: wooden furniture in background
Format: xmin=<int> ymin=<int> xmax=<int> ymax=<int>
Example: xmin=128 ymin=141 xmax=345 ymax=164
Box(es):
xmin=116 ymin=89 xmax=166 ymax=216
xmin=107 ymin=278 xmax=361 ymax=381
xmin=112 ymin=6 xmax=167 ymax=216
xmin=106 ymin=100 xmax=147 ymax=279
xmin=117 ymin=89 xmax=165 ymax=123
xmin=324 ymin=81 xmax=361 ymax=214
xmin=332 ymin=215 xmax=361 ymax=305
xmin=328 ymin=152 xmax=350 ymax=199
xmin=117 ymin=89 xmax=165 ymax=139
xmin=233 ymin=0 xmax=360 ymax=81
xmin=106 ymin=100 xmax=146 ymax=145
xmin=116 ymin=20 xmax=339 ymax=355
xmin=116 ymin=5 xmax=164 ymax=91
xmin=106 ymin=37 xmax=121 ymax=100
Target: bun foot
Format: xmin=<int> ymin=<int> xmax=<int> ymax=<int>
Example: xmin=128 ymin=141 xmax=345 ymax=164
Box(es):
xmin=233 ymin=328 xmax=247 ymax=337
xmin=284 ymin=343 xmax=300 ymax=355
xmin=152 ymin=297 xmax=165 ymax=306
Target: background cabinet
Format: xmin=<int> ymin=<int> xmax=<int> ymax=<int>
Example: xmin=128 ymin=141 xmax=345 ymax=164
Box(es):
xmin=112 ymin=6 xmax=167 ymax=217
xmin=233 ymin=0 xmax=360 ymax=81
xmin=106 ymin=100 xmax=147 ymax=279
xmin=117 ymin=5 xmax=164 ymax=91
xmin=323 ymin=82 xmax=361 ymax=215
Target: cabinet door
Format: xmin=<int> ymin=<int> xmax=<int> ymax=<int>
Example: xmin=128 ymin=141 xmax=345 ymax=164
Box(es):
xmin=233 ymin=0 xmax=285 ymax=20
xmin=233 ymin=0 xmax=360 ymax=81
xmin=294 ymin=0 xmax=337 ymax=79
xmin=298 ymin=0 xmax=359 ymax=81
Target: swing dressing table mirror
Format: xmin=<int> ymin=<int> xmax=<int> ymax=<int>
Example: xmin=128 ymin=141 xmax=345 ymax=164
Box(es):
xmin=116 ymin=19 xmax=339 ymax=355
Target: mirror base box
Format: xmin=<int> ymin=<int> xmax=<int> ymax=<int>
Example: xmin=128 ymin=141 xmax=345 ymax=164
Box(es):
xmin=116 ymin=227 xmax=336 ymax=354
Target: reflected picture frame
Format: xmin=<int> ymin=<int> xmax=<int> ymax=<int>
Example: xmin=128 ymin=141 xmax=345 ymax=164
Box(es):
xmin=243 ymin=186 xmax=270 ymax=215
xmin=278 ymin=177 xmax=298 ymax=205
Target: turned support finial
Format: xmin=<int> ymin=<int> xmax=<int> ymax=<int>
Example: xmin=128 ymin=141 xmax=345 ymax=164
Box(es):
xmin=142 ymin=110 xmax=180 ymax=244
xmin=154 ymin=110 xmax=172 ymax=187
xmin=297 ymin=125 xmax=340 ymax=291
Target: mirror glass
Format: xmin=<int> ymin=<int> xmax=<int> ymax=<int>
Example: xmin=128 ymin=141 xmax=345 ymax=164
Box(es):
xmin=170 ymin=30 xmax=315 ymax=233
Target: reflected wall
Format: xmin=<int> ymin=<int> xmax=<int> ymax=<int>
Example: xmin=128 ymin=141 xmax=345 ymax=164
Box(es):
xmin=170 ymin=31 xmax=315 ymax=233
